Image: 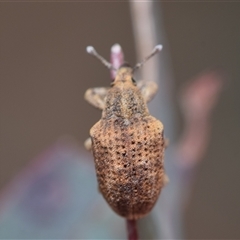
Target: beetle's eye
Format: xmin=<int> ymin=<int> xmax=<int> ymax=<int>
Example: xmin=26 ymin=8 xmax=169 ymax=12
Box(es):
xmin=131 ymin=78 xmax=136 ymax=84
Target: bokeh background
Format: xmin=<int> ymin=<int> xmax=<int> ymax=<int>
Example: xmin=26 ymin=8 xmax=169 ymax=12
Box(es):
xmin=1 ymin=2 xmax=240 ymax=239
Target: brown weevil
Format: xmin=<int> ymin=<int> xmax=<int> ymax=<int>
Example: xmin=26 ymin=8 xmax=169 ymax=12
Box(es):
xmin=84 ymin=45 xmax=168 ymax=220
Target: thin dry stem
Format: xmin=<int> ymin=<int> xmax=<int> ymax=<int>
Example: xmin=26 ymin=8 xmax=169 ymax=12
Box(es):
xmin=126 ymin=219 xmax=138 ymax=240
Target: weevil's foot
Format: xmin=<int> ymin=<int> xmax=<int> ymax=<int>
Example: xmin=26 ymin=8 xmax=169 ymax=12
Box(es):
xmin=163 ymin=173 xmax=169 ymax=187
xmin=84 ymin=137 xmax=92 ymax=151
xmin=84 ymin=87 xmax=108 ymax=110
xmin=137 ymin=80 xmax=158 ymax=103
xmin=164 ymin=138 xmax=170 ymax=149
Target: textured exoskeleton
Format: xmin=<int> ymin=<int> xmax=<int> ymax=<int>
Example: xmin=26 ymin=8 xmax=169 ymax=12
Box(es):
xmin=85 ymin=66 xmax=167 ymax=220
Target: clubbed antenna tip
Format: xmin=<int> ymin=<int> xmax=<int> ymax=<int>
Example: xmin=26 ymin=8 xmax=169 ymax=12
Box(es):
xmin=86 ymin=45 xmax=116 ymax=70
xmin=133 ymin=44 xmax=163 ymax=72
xmin=155 ymin=44 xmax=163 ymax=52
xmin=86 ymin=46 xmax=96 ymax=55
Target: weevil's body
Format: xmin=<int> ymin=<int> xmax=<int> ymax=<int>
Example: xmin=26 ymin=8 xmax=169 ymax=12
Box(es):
xmin=85 ymin=67 xmax=166 ymax=220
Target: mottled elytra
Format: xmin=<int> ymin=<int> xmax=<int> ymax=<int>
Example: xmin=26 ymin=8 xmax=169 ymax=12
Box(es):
xmin=84 ymin=45 xmax=168 ymax=220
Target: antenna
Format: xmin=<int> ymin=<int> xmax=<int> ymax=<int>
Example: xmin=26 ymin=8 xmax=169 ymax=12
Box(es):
xmin=133 ymin=45 xmax=163 ymax=72
xmin=86 ymin=46 xmax=116 ymax=70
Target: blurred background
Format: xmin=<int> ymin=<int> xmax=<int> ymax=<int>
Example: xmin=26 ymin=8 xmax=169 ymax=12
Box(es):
xmin=0 ymin=2 xmax=240 ymax=239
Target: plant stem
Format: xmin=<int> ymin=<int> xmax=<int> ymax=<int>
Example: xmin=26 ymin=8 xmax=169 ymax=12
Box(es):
xmin=126 ymin=219 xmax=138 ymax=240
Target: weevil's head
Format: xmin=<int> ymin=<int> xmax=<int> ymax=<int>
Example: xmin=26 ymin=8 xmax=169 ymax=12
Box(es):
xmin=113 ymin=63 xmax=136 ymax=86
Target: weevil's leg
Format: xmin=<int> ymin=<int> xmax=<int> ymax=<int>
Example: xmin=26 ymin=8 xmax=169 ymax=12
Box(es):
xmin=163 ymin=173 xmax=169 ymax=187
xmin=84 ymin=87 xmax=109 ymax=110
xmin=84 ymin=137 xmax=92 ymax=151
xmin=164 ymin=138 xmax=170 ymax=149
xmin=137 ymin=80 xmax=158 ymax=103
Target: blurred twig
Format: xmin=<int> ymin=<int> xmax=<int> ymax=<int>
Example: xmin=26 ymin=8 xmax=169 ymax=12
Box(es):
xmin=129 ymin=1 xmax=177 ymax=239
xmin=129 ymin=1 xmax=225 ymax=240
xmin=126 ymin=219 xmax=138 ymax=240
xmin=175 ymin=69 xmax=225 ymax=207
xmin=177 ymin=69 xmax=224 ymax=167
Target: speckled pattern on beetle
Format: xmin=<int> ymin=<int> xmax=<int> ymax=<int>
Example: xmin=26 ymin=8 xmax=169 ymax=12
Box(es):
xmin=84 ymin=49 xmax=168 ymax=220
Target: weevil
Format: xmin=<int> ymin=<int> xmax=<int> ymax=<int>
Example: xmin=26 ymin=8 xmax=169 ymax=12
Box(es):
xmin=84 ymin=45 xmax=168 ymax=220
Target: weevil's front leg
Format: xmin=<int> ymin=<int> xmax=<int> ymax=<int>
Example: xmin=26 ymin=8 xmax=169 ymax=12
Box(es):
xmin=164 ymin=138 xmax=170 ymax=149
xmin=137 ymin=80 xmax=158 ymax=103
xmin=84 ymin=87 xmax=109 ymax=110
xmin=84 ymin=137 xmax=92 ymax=151
xmin=163 ymin=173 xmax=169 ymax=187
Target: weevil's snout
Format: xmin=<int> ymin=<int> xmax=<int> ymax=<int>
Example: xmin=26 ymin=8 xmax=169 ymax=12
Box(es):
xmin=114 ymin=65 xmax=136 ymax=85
xmin=119 ymin=62 xmax=132 ymax=69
